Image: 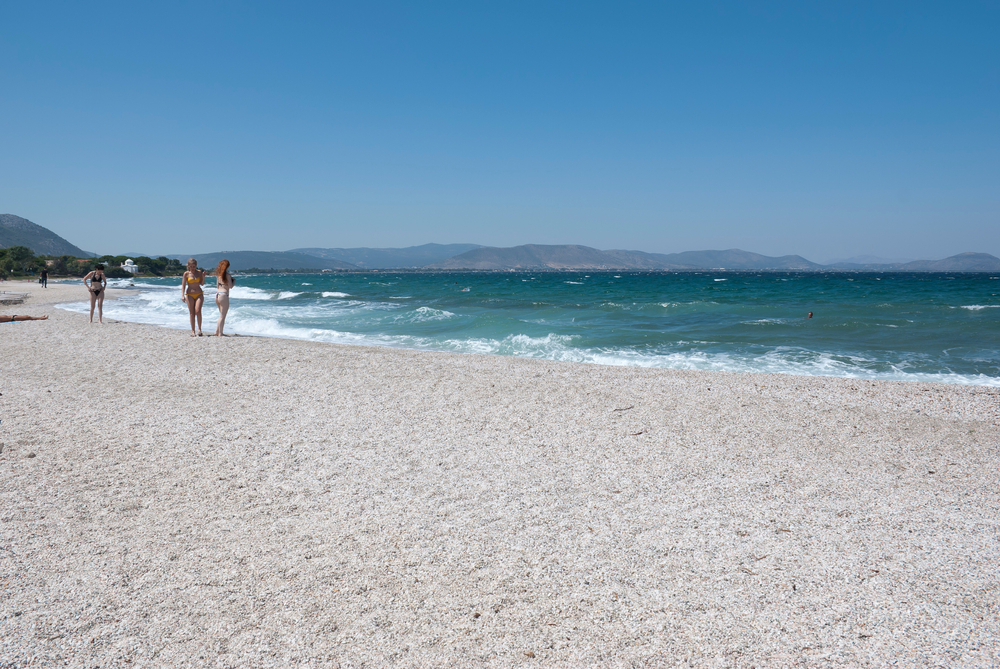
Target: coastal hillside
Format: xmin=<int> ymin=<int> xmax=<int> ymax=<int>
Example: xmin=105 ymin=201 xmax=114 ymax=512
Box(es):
xmin=0 ymin=214 xmax=92 ymax=257
xmin=655 ymin=249 xmax=823 ymax=270
xmin=190 ymin=251 xmax=357 ymax=271
xmin=425 ymin=244 xmax=822 ymax=270
xmin=425 ymin=244 xmax=653 ymax=269
xmin=827 ymin=252 xmax=1000 ymax=271
xmin=900 ymin=252 xmax=1000 ymax=271
xmin=292 ymin=243 xmax=482 ymax=268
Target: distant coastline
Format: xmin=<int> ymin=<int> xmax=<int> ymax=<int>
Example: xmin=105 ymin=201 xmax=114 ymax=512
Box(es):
xmin=5 ymin=213 xmax=1000 ymax=274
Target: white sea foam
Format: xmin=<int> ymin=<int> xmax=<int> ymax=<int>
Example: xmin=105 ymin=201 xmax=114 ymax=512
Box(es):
xmin=230 ymin=286 xmax=274 ymax=300
xmin=277 ymin=291 xmax=302 ymax=300
xmin=301 ymin=282 xmax=312 ymax=286
xmin=106 ymin=278 xmax=159 ymax=289
xmin=392 ymin=306 xmax=456 ymax=323
xmin=321 ymin=292 xmax=351 ymax=298
xmin=565 ymin=281 xmax=583 ymax=284
xmin=959 ymin=305 xmax=999 ymax=311
xmin=714 ymin=278 xmax=727 ymax=282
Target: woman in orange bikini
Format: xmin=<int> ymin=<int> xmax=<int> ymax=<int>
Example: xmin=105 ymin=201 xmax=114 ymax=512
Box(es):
xmin=181 ymin=258 xmax=206 ymax=336
xmin=82 ymin=263 xmax=107 ymax=323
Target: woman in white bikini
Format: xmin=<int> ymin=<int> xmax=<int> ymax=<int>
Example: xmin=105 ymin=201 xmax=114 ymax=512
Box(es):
xmin=82 ymin=264 xmax=107 ymax=323
xmin=181 ymin=258 xmax=206 ymax=336
xmin=214 ymin=259 xmax=235 ymax=336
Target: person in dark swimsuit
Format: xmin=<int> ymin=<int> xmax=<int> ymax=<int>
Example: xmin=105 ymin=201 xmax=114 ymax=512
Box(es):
xmin=83 ymin=264 xmax=107 ymax=323
xmin=0 ymin=314 xmax=49 ymax=323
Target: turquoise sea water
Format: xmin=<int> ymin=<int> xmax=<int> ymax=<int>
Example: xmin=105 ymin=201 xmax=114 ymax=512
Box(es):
xmin=59 ymin=272 xmax=1000 ymax=385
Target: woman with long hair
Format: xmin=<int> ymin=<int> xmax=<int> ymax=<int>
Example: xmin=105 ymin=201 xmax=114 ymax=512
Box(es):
xmin=214 ymin=259 xmax=235 ymax=336
xmin=181 ymin=258 xmax=206 ymax=336
xmin=82 ymin=263 xmax=107 ymax=323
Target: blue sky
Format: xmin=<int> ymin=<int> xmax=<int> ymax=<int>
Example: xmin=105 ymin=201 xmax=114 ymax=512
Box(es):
xmin=2 ymin=1 xmax=997 ymax=261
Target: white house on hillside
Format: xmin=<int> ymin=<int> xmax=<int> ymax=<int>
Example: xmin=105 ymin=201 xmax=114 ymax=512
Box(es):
xmin=121 ymin=259 xmax=139 ymax=274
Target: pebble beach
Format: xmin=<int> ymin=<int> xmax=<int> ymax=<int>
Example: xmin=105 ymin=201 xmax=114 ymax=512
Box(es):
xmin=2 ymin=281 xmax=999 ymax=667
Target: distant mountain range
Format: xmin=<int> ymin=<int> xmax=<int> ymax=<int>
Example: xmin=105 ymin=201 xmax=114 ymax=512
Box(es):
xmin=188 ymin=251 xmax=356 ymax=272
xmin=342 ymin=244 xmax=1000 ymax=272
xmin=0 ymin=214 xmax=92 ymax=257
xmin=826 ymin=254 xmax=915 ymax=265
xmin=6 ymin=214 xmax=1000 ymax=272
xmin=291 ymin=243 xmax=482 ymax=268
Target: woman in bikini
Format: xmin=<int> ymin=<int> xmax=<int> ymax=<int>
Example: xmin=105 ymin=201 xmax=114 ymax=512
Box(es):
xmin=214 ymin=259 xmax=235 ymax=336
xmin=83 ymin=264 xmax=107 ymax=323
xmin=181 ymin=258 xmax=206 ymax=336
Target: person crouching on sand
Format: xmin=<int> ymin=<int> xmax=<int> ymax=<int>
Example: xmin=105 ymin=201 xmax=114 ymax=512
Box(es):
xmin=214 ymin=259 xmax=235 ymax=336
xmin=83 ymin=263 xmax=107 ymax=323
xmin=182 ymin=258 xmax=206 ymax=336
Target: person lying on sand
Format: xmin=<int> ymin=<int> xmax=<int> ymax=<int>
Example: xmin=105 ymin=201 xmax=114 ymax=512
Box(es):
xmin=1 ymin=314 xmax=49 ymax=323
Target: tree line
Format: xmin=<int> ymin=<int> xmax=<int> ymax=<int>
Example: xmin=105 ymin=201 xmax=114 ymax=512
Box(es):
xmin=0 ymin=246 xmax=184 ymax=279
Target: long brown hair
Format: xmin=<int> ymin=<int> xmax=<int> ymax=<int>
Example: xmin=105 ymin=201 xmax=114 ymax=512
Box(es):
xmin=216 ymin=259 xmax=231 ymax=282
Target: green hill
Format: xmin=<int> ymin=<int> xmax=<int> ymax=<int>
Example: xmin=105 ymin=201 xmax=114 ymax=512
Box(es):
xmin=0 ymin=214 xmax=92 ymax=257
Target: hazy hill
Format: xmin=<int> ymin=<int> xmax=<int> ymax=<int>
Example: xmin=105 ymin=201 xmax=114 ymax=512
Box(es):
xmin=601 ymin=250 xmax=697 ymax=269
xmin=190 ymin=251 xmax=357 ymax=271
xmin=656 ymin=249 xmax=823 ymax=270
xmin=0 ymin=214 xmax=92 ymax=257
xmin=426 ymin=245 xmax=822 ymax=270
xmin=291 ymin=243 xmax=482 ymax=268
xmin=427 ymin=245 xmax=632 ymax=269
xmin=824 ymin=252 xmax=1000 ymax=271
xmin=826 ymin=254 xmax=914 ymax=266
xmin=899 ymin=252 xmax=1000 ymax=272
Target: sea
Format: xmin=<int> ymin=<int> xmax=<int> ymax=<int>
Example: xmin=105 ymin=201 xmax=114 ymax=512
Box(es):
xmin=58 ymin=271 xmax=1000 ymax=386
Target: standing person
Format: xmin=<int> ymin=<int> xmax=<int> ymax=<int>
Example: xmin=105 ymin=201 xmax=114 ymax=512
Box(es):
xmin=181 ymin=258 xmax=206 ymax=336
xmin=40 ymin=268 xmax=48 ymax=288
xmin=214 ymin=259 xmax=235 ymax=336
xmin=83 ymin=264 xmax=107 ymax=323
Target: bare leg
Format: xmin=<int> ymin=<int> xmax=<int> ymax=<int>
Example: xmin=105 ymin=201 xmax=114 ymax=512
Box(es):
xmin=215 ymin=293 xmax=230 ymax=336
xmin=97 ymin=291 xmax=105 ymax=323
xmin=186 ymin=296 xmax=197 ymax=335
xmin=195 ymin=295 xmax=204 ymax=335
xmin=88 ymin=291 xmax=97 ymax=323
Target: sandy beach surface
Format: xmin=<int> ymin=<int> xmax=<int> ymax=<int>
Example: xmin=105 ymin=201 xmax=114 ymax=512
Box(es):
xmin=2 ymin=281 xmax=999 ymax=667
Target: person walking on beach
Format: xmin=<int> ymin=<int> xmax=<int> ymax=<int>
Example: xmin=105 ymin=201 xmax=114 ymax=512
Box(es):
xmin=40 ymin=268 xmax=48 ymax=288
xmin=214 ymin=259 xmax=235 ymax=336
xmin=182 ymin=258 xmax=206 ymax=336
xmin=83 ymin=264 xmax=107 ymax=323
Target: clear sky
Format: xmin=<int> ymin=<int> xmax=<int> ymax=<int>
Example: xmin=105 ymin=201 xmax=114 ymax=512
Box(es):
xmin=2 ymin=1 xmax=998 ymax=262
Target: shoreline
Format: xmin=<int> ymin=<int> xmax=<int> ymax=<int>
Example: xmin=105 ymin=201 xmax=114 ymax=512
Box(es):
xmin=3 ymin=280 xmax=999 ymax=665
xmin=36 ymin=278 xmax=1000 ymax=387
